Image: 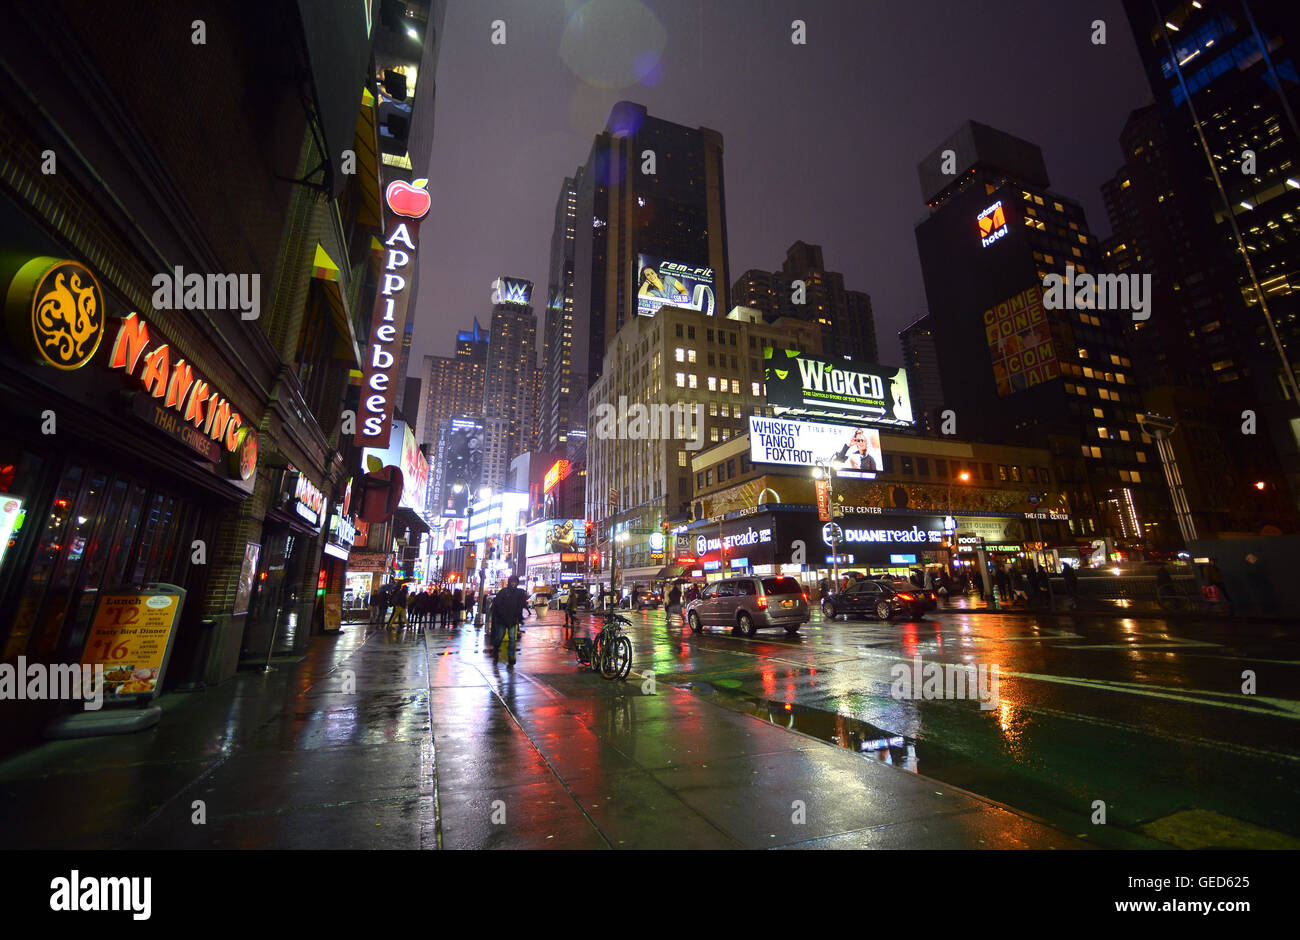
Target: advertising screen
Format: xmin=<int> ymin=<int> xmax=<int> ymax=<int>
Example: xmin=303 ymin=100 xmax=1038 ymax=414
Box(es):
xmin=748 ymin=416 xmax=883 ymax=478
xmin=764 ymin=349 xmax=914 ymax=427
xmin=984 ymin=283 xmax=1059 ymax=395
xmin=494 ymin=276 xmax=532 ymax=306
xmin=635 ymin=254 xmax=717 ymax=318
xmin=430 ymin=416 xmax=485 ymax=518
xmin=526 ymin=518 xmax=586 ymax=556
xmin=361 ymin=418 xmax=428 ymax=514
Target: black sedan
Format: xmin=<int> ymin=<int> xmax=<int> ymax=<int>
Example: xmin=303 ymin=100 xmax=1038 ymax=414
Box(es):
xmin=821 ymin=580 xmax=928 ymax=621
xmin=870 ymin=579 xmax=938 ymax=612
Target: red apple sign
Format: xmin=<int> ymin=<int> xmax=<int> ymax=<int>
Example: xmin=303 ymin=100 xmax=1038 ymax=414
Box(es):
xmin=385 ymin=179 xmax=431 ymax=220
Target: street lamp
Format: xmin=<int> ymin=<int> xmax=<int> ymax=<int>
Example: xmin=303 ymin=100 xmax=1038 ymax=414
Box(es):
xmin=813 ymin=460 xmax=839 ymax=590
xmin=453 ymin=482 xmax=492 ymax=626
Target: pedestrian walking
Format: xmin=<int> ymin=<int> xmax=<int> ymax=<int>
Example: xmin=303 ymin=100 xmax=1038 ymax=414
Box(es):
xmin=667 ymin=581 xmax=683 ymax=626
xmin=387 ymin=583 xmax=409 ymax=626
xmin=489 ymin=575 xmax=529 ymax=667
xmin=1062 ymin=562 xmax=1078 ymax=609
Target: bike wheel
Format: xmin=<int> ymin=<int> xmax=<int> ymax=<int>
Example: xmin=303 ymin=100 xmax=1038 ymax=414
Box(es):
xmin=591 ymin=632 xmax=606 ymax=670
xmin=598 ymin=637 xmax=616 ymax=679
xmin=607 ymin=635 xmax=632 ymax=680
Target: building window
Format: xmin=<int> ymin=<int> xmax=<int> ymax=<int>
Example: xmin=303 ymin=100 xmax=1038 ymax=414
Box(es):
xmin=675 ymin=348 xmax=685 ymax=362
xmin=709 ymin=402 xmax=718 ymax=416
xmin=676 ymin=324 xmax=683 ymax=338
xmin=689 ymin=374 xmax=698 ymax=389
xmin=751 ymin=381 xmax=761 ymax=396
xmin=707 ymin=376 xmax=717 ymax=391
xmin=982 ymin=463 xmax=994 ymax=481
xmin=688 ymin=326 xmax=695 ymax=339
xmin=707 ymin=352 xmax=715 ymax=367
xmin=710 ymin=428 xmax=719 ymax=442
xmin=697 ymin=472 xmax=705 ymax=488
xmin=705 ymin=469 xmax=712 ymax=485
xmin=935 ymin=459 xmax=947 ymax=477
xmin=707 ymin=329 xmax=714 ymax=343
xmin=717 ymin=463 xmax=725 ymax=482
xmin=901 ymin=456 xmax=914 ymax=475
xmin=688 ymin=349 xmax=697 ymax=363
xmin=917 ymin=457 xmax=930 ymax=476
xmin=727 ymin=459 xmax=736 ymax=478
xmin=678 ymin=451 xmax=687 ymax=468
xmin=998 ymin=465 xmax=1008 ymax=481
xmin=1010 ymin=466 xmax=1021 ymax=481
xmin=676 ymin=372 xmax=685 ymax=387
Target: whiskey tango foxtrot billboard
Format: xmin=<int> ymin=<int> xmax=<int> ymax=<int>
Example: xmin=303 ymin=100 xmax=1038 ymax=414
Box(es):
xmin=636 ymin=254 xmax=717 ymax=318
xmin=748 ymin=416 xmax=883 ymax=479
xmin=764 ymin=349 xmax=914 ymax=427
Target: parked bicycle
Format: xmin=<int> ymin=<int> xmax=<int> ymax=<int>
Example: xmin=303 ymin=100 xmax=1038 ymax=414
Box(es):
xmin=575 ymin=608 xmax=633 ymax=680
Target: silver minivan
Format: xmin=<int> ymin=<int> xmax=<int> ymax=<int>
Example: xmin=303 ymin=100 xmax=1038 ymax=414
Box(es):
xmin=685 ymin=576 xmax=809 ymax=637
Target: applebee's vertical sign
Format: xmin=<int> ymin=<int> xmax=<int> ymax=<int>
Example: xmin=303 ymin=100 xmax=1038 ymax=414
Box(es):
xmin=356 ymin=178 xmax=431 ymax=448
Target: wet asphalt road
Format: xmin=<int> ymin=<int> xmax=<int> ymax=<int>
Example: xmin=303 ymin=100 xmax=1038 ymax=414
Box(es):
xmin=593 ymin=600 xmax=1300 ymax=848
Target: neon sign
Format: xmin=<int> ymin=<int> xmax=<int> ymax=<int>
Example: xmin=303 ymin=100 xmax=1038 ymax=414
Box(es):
xmin=978 ymin=201 xmax=1008 ymax=247
xmin=543 ymin=459 xmax=570 ymax=493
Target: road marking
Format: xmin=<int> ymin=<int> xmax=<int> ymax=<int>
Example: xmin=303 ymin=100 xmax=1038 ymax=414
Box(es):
xmin=1000 ymin=670 xmax=1300 ymax=720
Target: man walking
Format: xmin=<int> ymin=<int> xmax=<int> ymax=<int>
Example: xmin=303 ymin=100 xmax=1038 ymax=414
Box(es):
xmin=387 ymin=582 xmax=409 ymax=627
xmin=490 ymin=575 xmax=529 ymax=668
xmin=667 ymin=581 xmax=683 ymax=626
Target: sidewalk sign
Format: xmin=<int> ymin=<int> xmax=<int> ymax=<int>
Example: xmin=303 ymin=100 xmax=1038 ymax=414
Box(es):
xmin=79 ymin=583 xmax=186 ymax=704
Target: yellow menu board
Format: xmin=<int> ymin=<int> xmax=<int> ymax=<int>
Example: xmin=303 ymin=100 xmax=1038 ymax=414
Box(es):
xmin=80 ymin=592 xmax=183 ymax=698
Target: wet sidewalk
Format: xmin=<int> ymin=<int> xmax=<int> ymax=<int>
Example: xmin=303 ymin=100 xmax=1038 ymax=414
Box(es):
xmin=0 ymin=611 xmax=1087 ymax=849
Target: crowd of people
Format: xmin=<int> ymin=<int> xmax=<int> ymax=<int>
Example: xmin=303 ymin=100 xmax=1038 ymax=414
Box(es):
xmin=365 ymin=582 xmax=472 ymax=628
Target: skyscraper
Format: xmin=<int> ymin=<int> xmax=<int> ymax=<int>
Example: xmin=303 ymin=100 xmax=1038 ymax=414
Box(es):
xmin=542 ymin=170 xmax=582 ymax=451
xmin=573 ymin=102 xmax=730 ymax=389
xmin=732 ymin=241 xmax=878 ymax=364
xmin=482 ymin=277 xmax=537 ymax=478
xmin=899 ymin=315 xmax=942 ymax=434
xmin=416 ymin=318 xmax=488 ymax=447
xmin=914 ymin=120 xmax=1160 ymax=547
xmin=1120 ymin=0 xmax=1300 ymax=512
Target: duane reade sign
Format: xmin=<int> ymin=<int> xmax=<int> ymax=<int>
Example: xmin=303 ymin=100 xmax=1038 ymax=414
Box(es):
xmin=764 ymin=348 xmax=914 ymax=427
xmin=356 ymin=179 xmax=431 ymax=448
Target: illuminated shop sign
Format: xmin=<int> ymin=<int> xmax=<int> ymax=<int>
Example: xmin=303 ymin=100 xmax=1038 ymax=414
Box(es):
xmin=978 ymin=200 xmax=1008 ymax=247
xmin=357 ymin=179 xmax=430 ymax=449
xmin=694 ymin=526 xmax=773 ymax=556
xmin=820 ymin=521 xmax=946 ymax=546
xmin=764 ymin=349 xmax=913 ymax=427
xmin=543 ymin=459 xmax=570 ymax=494
xmin=3 ymin=258 xmax=105 ymax=370
xmin=889 ymin=554 xmax=918 ymax=565
xmin=290 ymin=472 xmax=326 ymax=527
xmin=107 ymin=313 xmax=257 ymax=475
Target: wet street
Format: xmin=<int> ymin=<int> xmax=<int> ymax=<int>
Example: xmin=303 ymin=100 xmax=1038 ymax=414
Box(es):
xmin=1 ymin=603 xmax=1297 ymax=850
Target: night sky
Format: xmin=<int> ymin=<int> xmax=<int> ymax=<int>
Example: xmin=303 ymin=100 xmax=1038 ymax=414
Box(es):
xmin=415 ymin=0 xmax=1153 ymax=370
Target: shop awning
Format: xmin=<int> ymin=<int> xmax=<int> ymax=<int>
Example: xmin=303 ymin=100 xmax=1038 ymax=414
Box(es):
xmin=655 ymin=565 xmax=687 ymax=580
xmin=353 ymin=88 xmax=383 ymax=230
xmin=311 ymin=244 xmax=361 ymax=367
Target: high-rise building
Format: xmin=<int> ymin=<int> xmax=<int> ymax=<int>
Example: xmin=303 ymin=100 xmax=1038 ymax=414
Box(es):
xmin=914 ymin=120 xmax=1162 ymax=547
xmin=899 ymin=315 xmax=942 ymax=434
xmin=585 ymin=305 xmax=821 ymax=584
xmin=542 ymin=171 xmax=582 ymax=451
xmin=1119 ymin=0 xmax=1300 ymax=514
xmin=482 ymin=277 xmax=537 ymax=466
xmin=732 ymin=241 xmax=878 ymax=364
xmin=1101 ymin=104 xmax=1298 ymax=536
xmin=416 ymin=318 xmax=488 ymax=447
xmin=573 ymin=102 xmax=730 ymax=389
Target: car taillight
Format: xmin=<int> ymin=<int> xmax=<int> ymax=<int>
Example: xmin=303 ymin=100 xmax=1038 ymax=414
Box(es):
xmin=897 ymin=593 xmax=915 ymax=601
xmin=757 ymin=596 xmax=768 ymax=609
xmin=802 ymin=592 xmax=808 ymax=601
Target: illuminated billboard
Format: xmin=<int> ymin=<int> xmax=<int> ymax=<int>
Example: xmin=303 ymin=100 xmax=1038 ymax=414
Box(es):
xmin=360 ymin=419 xmax=428 ymax=514
xmin=635 ymin=254 xmax=716 ymax=318
xmin=748 ymin=416 xmax=883 ymax=479
xmin=543 ymin=459 xmax=570 ymax=494
xmin=984 ymin=283 xmax=1059 ymax=396
xmin=764 ymin=349 xmax=914 ymax=427
xmin=430 ymin=416 xmax=485 ymax=517
xmin=494 ymin=276 xmax=532 ymax=306
xmin=526 ymin=518 xmax=586 ymax=556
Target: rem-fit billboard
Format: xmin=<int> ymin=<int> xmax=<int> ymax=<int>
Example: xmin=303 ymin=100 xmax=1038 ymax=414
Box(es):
xmin=764 ymin=349 xmax=914 ymax=427
xmin=635 ymin=254 xmax=717 ymax=318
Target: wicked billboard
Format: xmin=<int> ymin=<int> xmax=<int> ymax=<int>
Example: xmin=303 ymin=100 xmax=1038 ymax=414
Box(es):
xmin=764 ymin=348 xmax=914 ymax=427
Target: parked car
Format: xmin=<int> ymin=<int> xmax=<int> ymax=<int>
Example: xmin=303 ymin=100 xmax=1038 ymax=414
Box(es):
xmin=685 ymin=576 xmax=809 ymax=637
xmin=870 ymin=578 xmax=938 ymax=612
xmin=549 ymin=587 xmax=591 ymax=610
xmin=821 ymin=579 xmax=928 ymax=621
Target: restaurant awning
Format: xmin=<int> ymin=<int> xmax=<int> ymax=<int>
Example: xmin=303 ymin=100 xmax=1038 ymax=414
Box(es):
xmin=655 ymin=565 xmax=687 ymax=580
xmin=311 ymin=244 xmax=361 ymax=368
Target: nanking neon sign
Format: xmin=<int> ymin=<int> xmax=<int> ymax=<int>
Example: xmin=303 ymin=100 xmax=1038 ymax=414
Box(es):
xmin=978 ymin=200 xmax=1008 ymax=247
xmin=107 ymin=312 xmax=250 ymax=456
